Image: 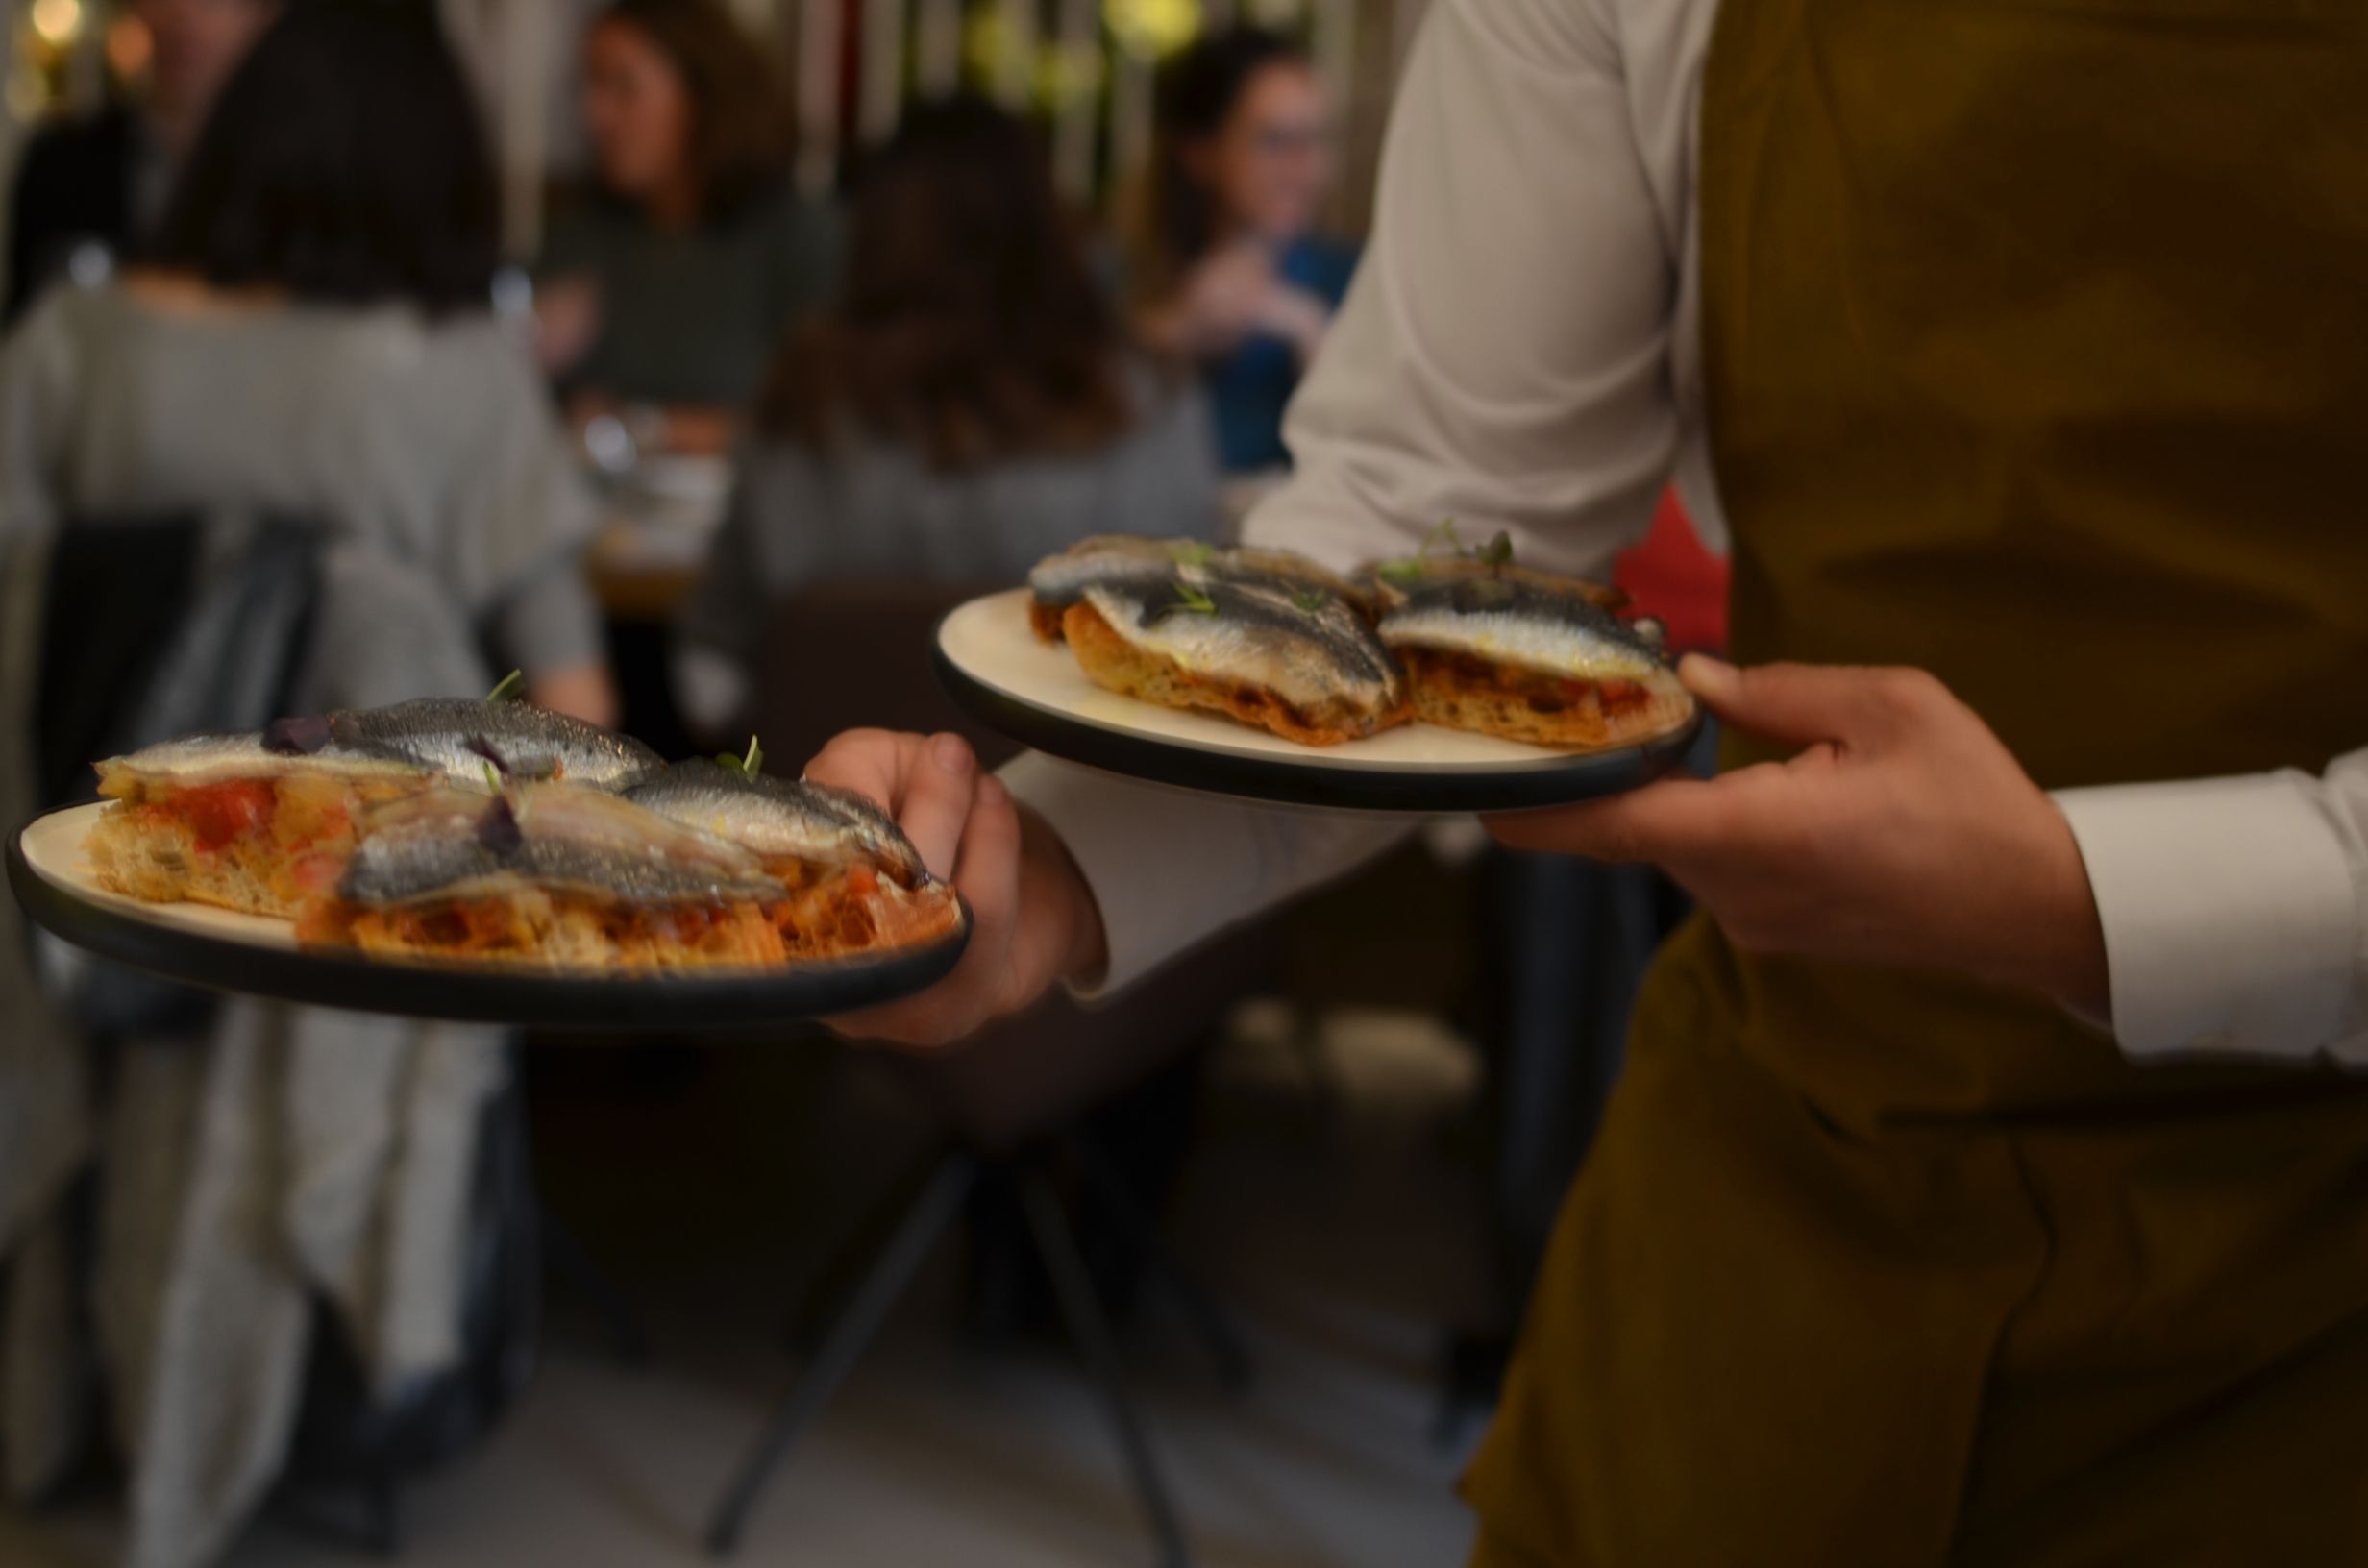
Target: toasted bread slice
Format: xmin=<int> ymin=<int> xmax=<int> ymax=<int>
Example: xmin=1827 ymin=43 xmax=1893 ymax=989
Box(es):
xmin=297 ymin=886 xmax=797 ymax=969
xmin=1396 ymin=648 xmax=1693 ymax=750
xmin=86 ymin=772 xmax=411 ymax=918
xmin=1029 ymin=598 xmax=1071 ymax=642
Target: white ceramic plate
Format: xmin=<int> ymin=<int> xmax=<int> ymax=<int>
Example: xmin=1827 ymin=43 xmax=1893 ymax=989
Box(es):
xmin=931 ymin=589 xmax=1701 ymax=812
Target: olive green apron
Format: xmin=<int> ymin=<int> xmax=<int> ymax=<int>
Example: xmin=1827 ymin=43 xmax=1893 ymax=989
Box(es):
xmin=1465 ymin=0 xmax=2368 ymax=1561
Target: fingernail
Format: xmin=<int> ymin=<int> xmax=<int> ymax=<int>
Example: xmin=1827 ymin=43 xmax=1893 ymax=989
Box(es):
xmin=1677 ymin=653 xmax=1738 ymax=698
xmin=930 ymin=733 xmax=974 ymax=775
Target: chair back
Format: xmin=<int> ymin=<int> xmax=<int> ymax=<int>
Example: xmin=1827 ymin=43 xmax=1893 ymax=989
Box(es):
xmin=30 ymin=513 xmax=322 ymax=1036
xmin=36 ymin=513 xmax=319 ymax=808
xmin=752 ymin=578 xmax=1014 ymax=774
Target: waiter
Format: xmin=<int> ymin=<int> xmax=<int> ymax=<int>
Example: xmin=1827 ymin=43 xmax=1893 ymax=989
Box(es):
xmin=813 ymin=0 xmax=2368 ymax=1559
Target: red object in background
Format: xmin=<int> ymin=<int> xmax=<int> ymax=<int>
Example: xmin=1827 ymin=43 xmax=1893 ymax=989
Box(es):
xmin=1613 ymin=490 xmax=1729 ymax=654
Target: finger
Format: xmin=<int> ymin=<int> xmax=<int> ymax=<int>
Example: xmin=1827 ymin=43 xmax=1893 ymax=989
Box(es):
xmin=802 ymin=728 xmax=918 ymax=812
xmin=1484 ymin=775 xmax=1743 ymax=863
xmin=952 ymin=775 xmax=1024 ymax=929
xmin=891 ymin=732 xmax=977 ymax=881
xmin=827 ymin=968 xmax=990 ymax=1050
xmin=1681 ymin=656 xmax=1944 ymax=752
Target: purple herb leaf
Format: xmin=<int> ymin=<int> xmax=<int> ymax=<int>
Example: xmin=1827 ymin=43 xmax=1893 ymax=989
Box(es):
xmin=476 ymin=796 xmax=524 ymax=856
xmin=261 ymin=715 xmax=332 ymax=755
xmin=464 ymin=736 xmax=512 ymax=776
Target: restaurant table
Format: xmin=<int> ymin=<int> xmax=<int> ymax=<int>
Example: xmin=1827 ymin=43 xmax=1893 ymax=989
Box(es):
xmin=586 ymin=452 xmax=733 ymax=622
xmin=582 ymin=452 xmax=732 ymax=756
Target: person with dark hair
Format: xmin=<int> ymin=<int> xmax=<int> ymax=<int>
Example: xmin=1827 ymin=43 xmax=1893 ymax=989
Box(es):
xmin=535 ymin=0 xmax=839 ymax=453
xmin=673 ymin=98 xmax=1218 ymax=737
xmin=1128 ymin=26 xmax=1356 ymax=474
xmin=2 ymin=0 xmax=279 ymax=326
xmin=0 ymin=0 xmax=615 ymax=723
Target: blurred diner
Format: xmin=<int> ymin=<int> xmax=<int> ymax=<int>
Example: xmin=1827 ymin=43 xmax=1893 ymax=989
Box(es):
xmin=675 ymin=97 xmax=1218 ymax=741
xmin=1128 ymin=26 xmax=1355 ymax=476
xmin=0 ymin=0 xmax=613 ymax=725
xmin=535 ymin=0 xmax=839 ymax=457
xmin=3 ymin=0 xmax=277 ymax=324
xmin=1 ymin=9 xmax=615 ymax=1568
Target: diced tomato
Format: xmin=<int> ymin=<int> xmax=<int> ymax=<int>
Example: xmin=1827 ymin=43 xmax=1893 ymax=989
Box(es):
xmin=180 ymin=779 xmax=277 ymax=852
xmin=1599 ymin=679 xmax=1647 ymax=713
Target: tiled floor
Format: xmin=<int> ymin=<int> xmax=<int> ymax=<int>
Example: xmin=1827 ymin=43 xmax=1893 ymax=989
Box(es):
xmin=1 ymin=1010 xmax=1495 ymax=1568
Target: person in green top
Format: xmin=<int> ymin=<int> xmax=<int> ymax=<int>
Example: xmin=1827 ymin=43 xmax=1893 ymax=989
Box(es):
xmin=535 ymin=0 xmax=838 ymax=456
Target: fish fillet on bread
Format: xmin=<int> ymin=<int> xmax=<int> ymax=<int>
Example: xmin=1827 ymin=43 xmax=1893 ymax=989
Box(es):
xmin=1372 ymin=561 xmax=1693 ymax=749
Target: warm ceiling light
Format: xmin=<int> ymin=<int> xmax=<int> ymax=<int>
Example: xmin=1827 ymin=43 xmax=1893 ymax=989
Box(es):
xmin=30 ymin=0 xmax=84 ymax=49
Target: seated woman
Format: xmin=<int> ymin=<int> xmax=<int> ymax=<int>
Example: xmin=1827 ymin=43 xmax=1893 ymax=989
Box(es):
xmin=536 ymin=0 xmax=839 ymax=455
xmin=1128 ymin=28 xmax=1357 ymax=476
xmin=0 ymin=0 xmax=614 ymax=723
xmin=676 ymin=98 xmax=1220 ymax=738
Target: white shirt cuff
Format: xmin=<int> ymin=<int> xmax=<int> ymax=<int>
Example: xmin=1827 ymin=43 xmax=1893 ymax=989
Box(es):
xmin=2056 ymin=772 xmax=2362 ymax=1063
xmin=999 ymin=751 xmax=1414 ymax=998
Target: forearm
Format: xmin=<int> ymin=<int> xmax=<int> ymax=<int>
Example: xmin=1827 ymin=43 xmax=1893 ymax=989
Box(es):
xmin=999 ymin=753 xmax=1415 ymax=994
xmin=1242 ymin=0 xmax=1677 ymax=577
xmin=489 ymin=560 xmax=604 ymax=687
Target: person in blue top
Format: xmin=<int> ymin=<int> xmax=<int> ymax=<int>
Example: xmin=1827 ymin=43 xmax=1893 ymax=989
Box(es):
xmin=1128 ymin=28 xmax=1357 ymax=475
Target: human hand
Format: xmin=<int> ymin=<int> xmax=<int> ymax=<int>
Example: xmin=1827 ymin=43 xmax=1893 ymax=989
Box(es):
xmin=532 ymin=275 xmax=603 ymax=376
xmin=526 ymin=664 xmax=619 ymax=730
xmin=805 ymin=731 xmax=1108 ymax=1048
xmin=1486 ymin=658 xmax=2109 ymax=1015
xmin=1176 ymin=241 xmax=1279 ymax=354
xmin=1252 ymin=282 xmax=1332 ymax=362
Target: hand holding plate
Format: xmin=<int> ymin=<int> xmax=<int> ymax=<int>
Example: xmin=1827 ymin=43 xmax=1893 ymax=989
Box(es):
xmin=805 ymin=729 xmax=1108 ymax=1048
xmin=1485 ymin=656 xmax=2109 ymax=1016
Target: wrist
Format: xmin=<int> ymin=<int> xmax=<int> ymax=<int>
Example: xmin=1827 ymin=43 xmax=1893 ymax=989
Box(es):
xmin=1019 ymin=806 xmax=1108 ymax=989
xmin=2002 ymin=803 xmax=2111 ymax=1018
xmin=1266 ymin=288 xmax=1330 ymax=355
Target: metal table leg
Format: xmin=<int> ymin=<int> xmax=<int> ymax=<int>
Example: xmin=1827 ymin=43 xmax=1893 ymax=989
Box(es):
xmin=1018 ymin=1171 xmax=1193 ymax=1568
xmin=705 ymin=1149 xmax=977 ymax=1557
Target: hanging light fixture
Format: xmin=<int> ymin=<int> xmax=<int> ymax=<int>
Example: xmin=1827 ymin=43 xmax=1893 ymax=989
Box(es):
xmin=1104 ymin=0 xmax=1200 ymax=61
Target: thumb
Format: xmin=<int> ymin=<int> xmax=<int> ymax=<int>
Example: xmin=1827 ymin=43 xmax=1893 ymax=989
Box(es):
xmin=1680 ymin=655 xmax=1927 ymax=751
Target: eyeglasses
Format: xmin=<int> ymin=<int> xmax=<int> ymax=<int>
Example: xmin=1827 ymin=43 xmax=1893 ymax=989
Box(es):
xmin=1250 ymin=125 xmax=1330 ymax=158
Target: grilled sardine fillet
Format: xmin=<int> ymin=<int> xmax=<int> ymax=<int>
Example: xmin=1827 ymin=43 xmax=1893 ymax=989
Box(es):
xmin=1064 ymin=578 xmax=1408 ymax=746
xmin=85 ymin=699 xmax=661 ymax=919
xmin=1376 ymin=571 xmax=1692 ymax=749
xmin=623 ymin=761 xmax=962 ymax=956
xmin=297 ymin=783 xmax=802 ymax=969
xmin=1027 ymin=536 xmax=1366 ymax=640
xmin=340 ymin=698 xmax=660 ymax=788
xmin=1367 ymin=556 xmax=1630 ymax=615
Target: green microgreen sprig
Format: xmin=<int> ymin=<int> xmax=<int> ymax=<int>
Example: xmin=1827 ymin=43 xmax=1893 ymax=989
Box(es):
xmin=484 ymin=669 xmax=526 ymax=703
xmin=1375 ymin=518 xmax=1517 ymax=584
xmin=715 ymin=734 xmax=765 ymax=776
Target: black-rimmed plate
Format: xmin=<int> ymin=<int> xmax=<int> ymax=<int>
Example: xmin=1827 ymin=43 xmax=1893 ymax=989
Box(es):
xmin=933 ymin=589 xmax=1701 ymax=812
xmin=8 ymin=803 xmax=969 ymax=1031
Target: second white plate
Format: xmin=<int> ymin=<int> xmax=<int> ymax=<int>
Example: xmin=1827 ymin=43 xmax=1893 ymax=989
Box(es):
xmin=931 ymin=588 xmax=1701 ymax=812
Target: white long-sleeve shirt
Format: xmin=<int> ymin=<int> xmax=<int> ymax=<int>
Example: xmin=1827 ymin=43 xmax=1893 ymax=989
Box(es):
xmin=1007 ymin=0 xmax=2368 ymax=1067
